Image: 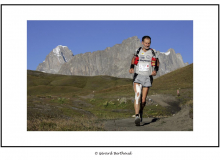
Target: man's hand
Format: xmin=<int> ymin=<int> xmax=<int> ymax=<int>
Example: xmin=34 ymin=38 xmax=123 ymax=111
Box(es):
xmin=151 ymin=70 xmax=157 ymax=76
xmin=129 ymin=68 xmax=134 ymax=74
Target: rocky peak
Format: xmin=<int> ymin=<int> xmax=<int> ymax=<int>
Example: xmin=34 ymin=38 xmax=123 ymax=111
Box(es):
xmin=36 ymin=45 xmax=74 ymax=74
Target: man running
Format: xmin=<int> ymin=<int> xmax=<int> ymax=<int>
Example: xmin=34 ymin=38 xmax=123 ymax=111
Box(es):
xmin=129 ymin=36 xmax=159 ymax=126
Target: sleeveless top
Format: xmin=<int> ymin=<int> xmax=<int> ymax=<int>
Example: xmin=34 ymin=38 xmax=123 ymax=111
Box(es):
xmin=134 ymin=48 xmax=157 ymax=76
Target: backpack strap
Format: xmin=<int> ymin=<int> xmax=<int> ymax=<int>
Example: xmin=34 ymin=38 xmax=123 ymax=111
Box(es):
xmin=136 ymin=47 xmax=142 ymax=55
xmin=133 ymin=73 xmax=138 ymax=83
xmin=150 ymin=48 xmax=156 ymax=57
xmin=150 ymin=48 xmax=159 ymax=71
xmin=136 ymin=47 xmax=159 ymax=71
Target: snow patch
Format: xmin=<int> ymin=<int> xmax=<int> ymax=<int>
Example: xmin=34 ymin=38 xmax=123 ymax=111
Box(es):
xmin=58 ymin=45 xmax=67 ymax=48
xmin=52 ymin=45 xmax=69 ymax=62
xmin=53 ymin=46 xmax=60 ymax=56
xmin=160 ymin=51 xmax=170 ymax=55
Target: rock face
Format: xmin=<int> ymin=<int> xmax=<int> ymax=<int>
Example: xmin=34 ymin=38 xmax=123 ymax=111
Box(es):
xmin=37 ymin=36 xmax=188 ymax=79
xmin=154 ymin=49 xmax=187 ymax=79
xmin=36 ymin=45 xmax=74 ymax=74
xmin=58 ymin=36 xmax=141 ymax=78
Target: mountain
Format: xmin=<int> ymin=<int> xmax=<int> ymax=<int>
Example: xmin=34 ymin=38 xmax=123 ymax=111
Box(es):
xmin=36 ymin=45 xmax=74 ymax=74
xmin=58 ymin=36 xmax=141 ymax=78
xmin=154 ymin=49 xmax=187 ymax=79
xmin=36 ymin=36 xmax=188 ymax=78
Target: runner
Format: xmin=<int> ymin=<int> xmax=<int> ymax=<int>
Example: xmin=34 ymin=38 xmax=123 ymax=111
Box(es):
xmin=129 ymin=36 xmax=159 ymax=126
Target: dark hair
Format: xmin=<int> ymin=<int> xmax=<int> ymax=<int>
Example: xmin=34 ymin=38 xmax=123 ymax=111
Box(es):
xmin=142 ymin=36 xmax=151 ymax=43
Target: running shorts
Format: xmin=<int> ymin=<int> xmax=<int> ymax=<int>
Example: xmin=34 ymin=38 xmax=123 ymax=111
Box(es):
xmin=133 ymin=73 xmax=153 ymax=87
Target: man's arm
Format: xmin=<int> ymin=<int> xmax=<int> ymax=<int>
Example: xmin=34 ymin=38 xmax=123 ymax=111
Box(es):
xmin=151 ymin=49 xmax=159 ymax=76
xmin=131 ymin=56 xmax=135 ymax=65
xmin=129 ymin=56 xmax=135 ymax=74
xmin=154 ymin=58 xmax=159 ymax=71
xmin=157 ymin=58 xmax=159 ymax=67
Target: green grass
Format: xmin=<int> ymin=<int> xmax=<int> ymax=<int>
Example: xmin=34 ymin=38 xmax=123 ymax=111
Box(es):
xmin=27 ymin=63 xmax=193 ymax=131
xmin=151 ymin=64 xmax=193 ymax=90
xmin=149 ymin=64 xmax=193 ymax=105
xmin=84 ymin=97 xmax=134 ymax=120
xmin=27 ymin=70 xmax=133 ymax=97
xmin=27 ymin=117 xmax=104 ymax=131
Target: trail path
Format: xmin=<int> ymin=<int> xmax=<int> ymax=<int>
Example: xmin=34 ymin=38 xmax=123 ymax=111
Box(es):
xmin=104 ymin=94 xmax=193 ymax=131
xmin=104 ymin=105 xmax=193 ymax=131
xmin=76 ymin=93 xmax=192 ymax=131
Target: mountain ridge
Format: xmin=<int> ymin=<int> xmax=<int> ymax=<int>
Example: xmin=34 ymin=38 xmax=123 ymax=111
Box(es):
xmin=36 ymin=36 xmax=188 ymax=78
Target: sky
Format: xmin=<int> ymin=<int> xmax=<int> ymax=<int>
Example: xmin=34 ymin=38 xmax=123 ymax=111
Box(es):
xmin=27 ymin=20 xmax=193 ymax=70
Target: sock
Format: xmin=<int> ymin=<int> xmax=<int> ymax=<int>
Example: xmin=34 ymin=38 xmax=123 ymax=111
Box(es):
xmin=136 ymin=114 xmax=139 ymax=117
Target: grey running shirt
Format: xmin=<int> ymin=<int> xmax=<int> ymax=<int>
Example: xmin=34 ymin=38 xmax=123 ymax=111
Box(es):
xmin=134 ymin=48 xmax=157 ymax=76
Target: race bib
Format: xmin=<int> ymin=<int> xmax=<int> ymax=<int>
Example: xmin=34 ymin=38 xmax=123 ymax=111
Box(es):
xmin=139 ymin=63 xmax=150 ymax=71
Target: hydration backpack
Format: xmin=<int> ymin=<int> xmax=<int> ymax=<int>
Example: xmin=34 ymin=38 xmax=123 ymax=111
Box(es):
xmin=134 ymin=47 xmax=159 ymax=71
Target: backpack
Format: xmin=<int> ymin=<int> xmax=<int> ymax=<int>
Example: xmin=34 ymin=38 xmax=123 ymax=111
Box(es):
xmin=135 ymin=47 xmax=159 ymax=71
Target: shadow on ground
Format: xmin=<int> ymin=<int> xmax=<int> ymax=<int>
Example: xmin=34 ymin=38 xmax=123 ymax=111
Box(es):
xmin=104 ymin=104 xmax=193 ymax=131
xmin=142 ymin=118 xmax=160 ymax=126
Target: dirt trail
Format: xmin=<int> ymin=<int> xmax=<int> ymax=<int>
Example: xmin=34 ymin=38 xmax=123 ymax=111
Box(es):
xmin=75 ymin=93 xmax=192 ymax=131
xmin=104 ymin=105 xmax=192 ymax=131
xmin=104 ymin=94 xmax=193 ymax=131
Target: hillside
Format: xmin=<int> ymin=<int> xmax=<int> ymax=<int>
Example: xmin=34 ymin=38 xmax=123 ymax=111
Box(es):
xmin=152 ymin=63 xmax=193 ymax=89
xmin=27 ymin=70 xmax=132 ymax=96
xmin=27 ymin=63 xmax=193 ymax=131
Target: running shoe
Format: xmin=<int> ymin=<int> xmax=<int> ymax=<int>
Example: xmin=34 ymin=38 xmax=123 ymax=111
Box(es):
xmin=135 ymin=116 xmax=141 ymax=126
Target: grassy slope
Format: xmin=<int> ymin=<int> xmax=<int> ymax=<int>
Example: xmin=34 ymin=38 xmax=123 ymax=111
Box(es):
xmin=151 ymin=63 xmax=193 ymax=104
xmin=152 ymin=63 xmax=193 ymax=89
xmin=27 ymin=70 xmax=132 ymax=96
xmin=27 ymin=63 xmax=193 ymax=131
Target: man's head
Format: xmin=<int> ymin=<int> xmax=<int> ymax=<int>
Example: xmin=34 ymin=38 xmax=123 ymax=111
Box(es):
xmin=142 ymin=36 xmax=151 ymax=50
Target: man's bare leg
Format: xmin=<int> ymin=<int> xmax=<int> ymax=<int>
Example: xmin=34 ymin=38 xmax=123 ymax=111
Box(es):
xmin=139 ymin=87 xmax=149 ymax=121
xmin=140 ymin=87 xmax=149 ymax=111
xmin=133 ymin=83 xmax=142 ymax=115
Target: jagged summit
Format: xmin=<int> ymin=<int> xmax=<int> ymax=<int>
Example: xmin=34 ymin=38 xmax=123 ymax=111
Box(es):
xmin=122 ymin=36 xmax=139 ymax=43
xmin=52 ymin=45 xmax=72 ymax=59
xmin=36 ymin=45 xmax=74 ymax=74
